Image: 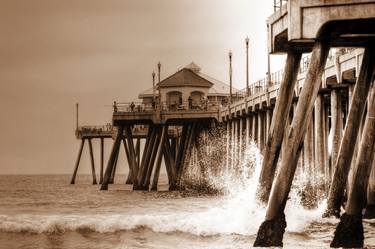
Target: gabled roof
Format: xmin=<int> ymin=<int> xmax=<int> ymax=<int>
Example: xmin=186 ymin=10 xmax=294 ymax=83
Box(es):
xmin=138 ymin=62 xmax=239 ymax=99
xmin=197 ymin=72 xmax=238 ymax=96
xmin=157 ymin=64 xmax=213 ymax=88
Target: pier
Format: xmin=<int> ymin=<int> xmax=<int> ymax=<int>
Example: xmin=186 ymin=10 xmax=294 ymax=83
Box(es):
xmin=71 ymin=0 xmax=375 ymax=247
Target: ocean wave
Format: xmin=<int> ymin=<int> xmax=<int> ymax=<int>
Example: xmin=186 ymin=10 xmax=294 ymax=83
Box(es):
xmin=0 ymin=200 xmax=329 ymax=237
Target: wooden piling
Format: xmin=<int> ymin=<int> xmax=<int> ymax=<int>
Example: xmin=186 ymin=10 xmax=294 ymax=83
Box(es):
xmin=324 ymin=47 xmax=375 ymax=218
xmin=331 ymin=79 xmax=375 ymax=248
xmin=256 ymin=52 xmax=302 ymax=203
xmin=100 ymin=126 xmax=123 ymax=190
xmin=254 ymin=41 xmax=330 ymax=247
xmin=70 ymin=139 xmax=85 ymax=184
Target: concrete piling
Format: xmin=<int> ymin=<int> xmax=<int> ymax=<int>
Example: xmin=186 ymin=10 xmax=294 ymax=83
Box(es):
xmin=331 ymin=73 xmax=375 ymax=248
xmin=254 ymin=41 xmax=330 ymax=247
xmin=256 ymin=52 xmax=302 ymax=203
xmin=324 ymin=47 xmax=375 ymax=218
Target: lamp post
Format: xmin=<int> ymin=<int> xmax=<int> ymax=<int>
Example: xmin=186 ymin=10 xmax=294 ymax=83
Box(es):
xmin=76 ymin=102 xmax=79 ymax=130
xmin=229 ymin=51 xmax=233 ymax=104
xmin=152 ymin=71 xmax=156 ymax=102
xmin=245 ymin=37 xmax=250 ymax=96
xmin=157 ymin=62 xmax=161 ymax=105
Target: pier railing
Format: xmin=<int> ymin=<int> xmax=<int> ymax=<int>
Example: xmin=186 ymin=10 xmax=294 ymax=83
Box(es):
xmin=273 ymin=0 xmax=288 ymax=12
xmin=114 ymin=100 xmax=223 ymax=113
xmin=75 ymin=125 xmax=114 ymax=138
xmin=233 ymin=48 xmax=354 ymax=101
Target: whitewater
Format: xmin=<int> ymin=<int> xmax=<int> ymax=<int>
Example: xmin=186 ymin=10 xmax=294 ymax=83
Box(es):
xmin=0 ymin=142 xmax=374 ymax=248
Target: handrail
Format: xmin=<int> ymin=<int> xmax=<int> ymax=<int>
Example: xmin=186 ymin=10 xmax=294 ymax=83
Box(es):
xmin=233 ymin=48 xmax=356 ymax=100
xmin=113 ymin=100 xmax=224 ymax=113
xmin=273 ymin=0 xmax=288 ymax=12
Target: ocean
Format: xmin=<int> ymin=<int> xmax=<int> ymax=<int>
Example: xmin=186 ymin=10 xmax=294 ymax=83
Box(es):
xmin=0 ymin=172 xmax=374 ymax=248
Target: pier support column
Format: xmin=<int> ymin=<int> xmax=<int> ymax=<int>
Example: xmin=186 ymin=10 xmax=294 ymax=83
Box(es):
xmin=99 ymin=138 xmax=104 ymax=184
xmin=257 ymin=111 xmax=264 ymax=152
xmin=266 ymin=107 xmax=272 ymax=142
xmin=239 ymin=118 xmax=243 ymax=162
xmin=256 ymin=52 xmax=302 ymax=203
xmin=314 ymin=94 xmax=326 ymax=182
xmin=135 ymin=126 xmax=157 ymax=190
xmin=88 ymin=139 xmax=97 ymax=184
xmin=125 ymin=126 xmax=139 ymax=186
xmin=151 ymin=125 xmax=168 ymax=191
xmin=70 ymin=138 xmax=85 ymax=184
xmin=101 ymin=126 xmax=124 ymax=190
xmin=364 ymin=157 xmax=375 ymax=218
xmin=331 ymin=88 xmax=342 ymax=179
xmin=331 ymin=81 xmax=375 ymax=248
xmin=254 ymin=41 xmax=330 ymax=247
xmin=252 ymin=113 xmax=257 ymax=143
xmin=246 ymin=116 xmax=251 ymax=147
xmin=109 ymin=151 xmax=118 ymax=184
xmin=123 ymin=138 xmax=132 ymax=184
xmin=324 ymin=47 xmax=375 ymax=218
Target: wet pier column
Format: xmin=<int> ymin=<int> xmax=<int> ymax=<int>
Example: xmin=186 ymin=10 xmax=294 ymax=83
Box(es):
xmin=331 ymin=82 xmax=375 ymax=248
xmin=70 ymin=138 xmax=85 ymax=184
xmin=254 ymin=41 xmax=330 ymax=247
xmin=324 ymin=47 xmax=375 ymax=218
xmin=330 ymin=87 xmax=342 ymax=179
xmin=256 ymin=52 xmax=302 ymax=203
xmin=257 ymin=111 xmax=263 ymax=151
xmin=266 ymin=107 xmax=272 ymax=142
xmin=314 ymin=94 xmax=326 ymax=182
xmin=99 ymin=138 xmax=104 ymax=184
xmin=246 ymin=116 xmax=251 ymax=147
xmin=101 ymin=126 xmax=124 ymax=190
xmin=252 ymin=112 xmax=257 ymax=143
xmin=123 ymin=138 xmax=132 ymax=184
xmin=239 ymin=118 xmax=243 ymax=162
xmin=125 ymin=126 xmax=139 ymax=186
xmin=135 ymin=126 xmax=157 ymax=190
xmin=151 ymin=125 xmax=168 ymax=191
xmin=364 ymin=157 xmax=375 ymax=218
xmin=88 ymin=138 xmax=97 ymax=184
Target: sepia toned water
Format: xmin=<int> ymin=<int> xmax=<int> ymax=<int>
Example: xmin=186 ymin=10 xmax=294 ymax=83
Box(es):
xmin=1 ymin=150 xmax=375 ymax=249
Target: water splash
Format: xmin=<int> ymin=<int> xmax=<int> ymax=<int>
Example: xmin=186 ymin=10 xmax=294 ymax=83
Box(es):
xmin=178 ymin=126 xmax=326 ymax=234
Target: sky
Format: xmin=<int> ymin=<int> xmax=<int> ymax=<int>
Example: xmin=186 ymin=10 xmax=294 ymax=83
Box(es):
xmin=0 ymin=0 xmax=285 ymax=174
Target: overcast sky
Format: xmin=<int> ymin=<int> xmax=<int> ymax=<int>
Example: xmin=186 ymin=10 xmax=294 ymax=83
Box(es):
xmin=0 ymin=0 xmax=285 ymax=175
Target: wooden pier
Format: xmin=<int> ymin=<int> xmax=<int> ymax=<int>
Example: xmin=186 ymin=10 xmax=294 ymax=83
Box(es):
xmin=71 ymin=0 xmax=375 ymax=247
